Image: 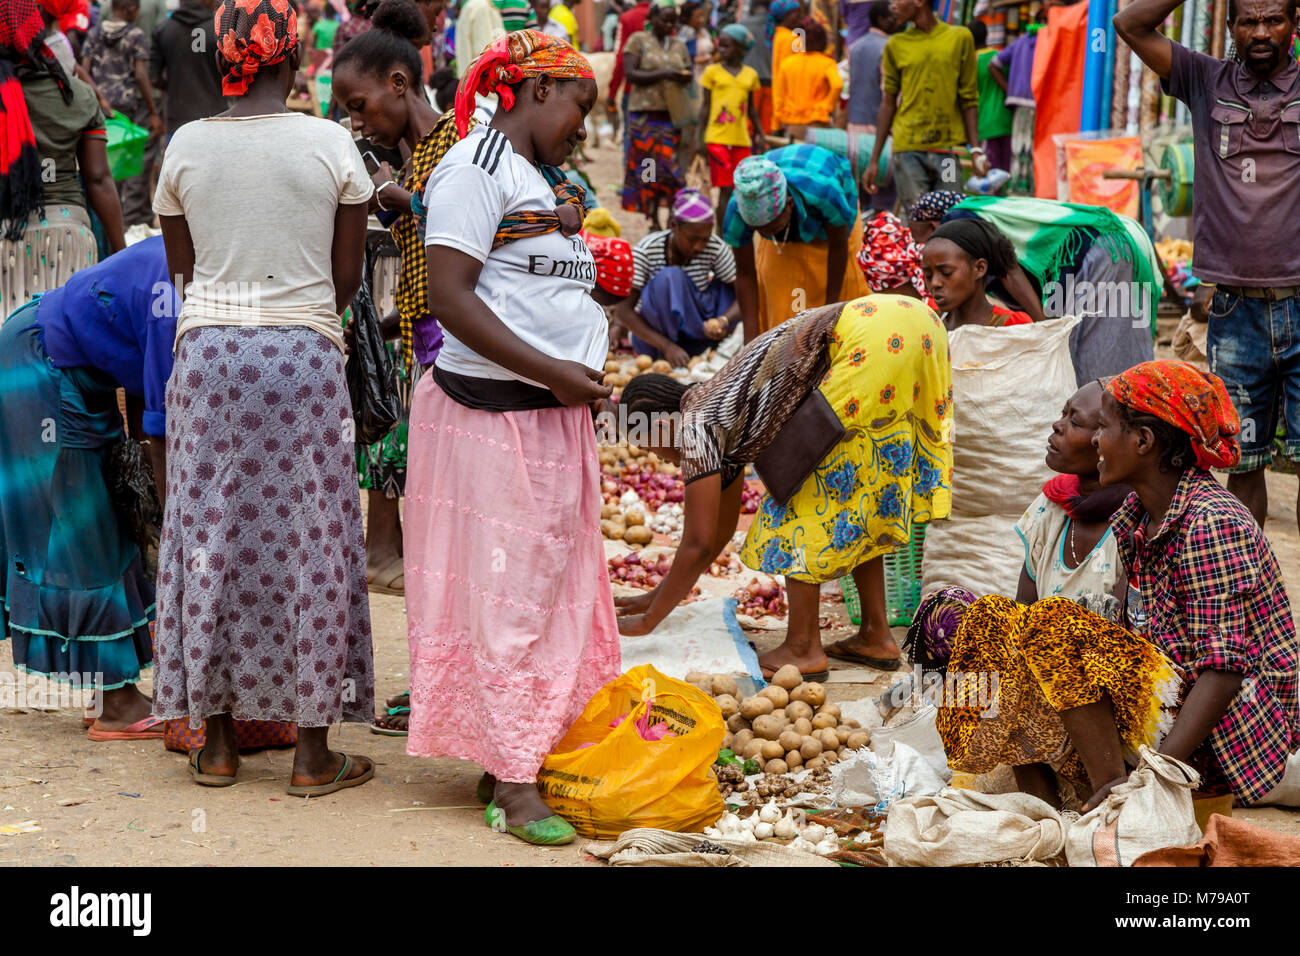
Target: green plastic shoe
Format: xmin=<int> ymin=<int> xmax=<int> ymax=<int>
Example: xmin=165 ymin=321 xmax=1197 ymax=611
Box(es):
xmin=476 ymin=772 xmax=494 ymax=804
xmin=484 ymin=800 xmax=576 ymax=846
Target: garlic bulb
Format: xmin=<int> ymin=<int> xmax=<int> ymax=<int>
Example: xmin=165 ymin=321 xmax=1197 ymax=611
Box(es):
xmin=736 ymin=829 xmax=757 ymax=842
xmin=753 ymin=821 xmax=774 ymax=839
xmin=758 ymin=799 xmax=781 ymax=824
xmin=772 ymin=813 xmax=798 ymax=840
xmin=788 ymin=837 xmax=816 ymax=854
xmin=802 ymin=824 xmax=826 ymax=844
xmin=703 ymin=827 xmax=722 ymax=839
xmin=814 ymin=837 xmax=838 ymax=856
xmin=716 ymin=812 xmax=741 ymax=835
xmin=738 ymin=814 xmax=757 ymax=832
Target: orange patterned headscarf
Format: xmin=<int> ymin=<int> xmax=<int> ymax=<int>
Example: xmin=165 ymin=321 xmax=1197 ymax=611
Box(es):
xmin=214 ymin=0 xmax=299 ymax=97
xmin=1104 ymin=360 xmax=1241 ymax=470
xmin=455 ymin=30 xmax=594 ymax=138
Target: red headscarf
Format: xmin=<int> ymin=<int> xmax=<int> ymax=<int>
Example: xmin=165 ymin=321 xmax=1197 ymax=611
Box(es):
xmin=1104 ymin=360 xmax=1241 ymax=470
xmin=581 ymin=229 xmax=633 ymax=298
xmin=455 ymin=29 xmax=594 ymax=139
xmin=214 ymin=0 xmax=299 ymax=97
xmin=38 ymin=0 xmax=89 ymax=34
xmin=1 ymin=0 xmax=65 ymax=238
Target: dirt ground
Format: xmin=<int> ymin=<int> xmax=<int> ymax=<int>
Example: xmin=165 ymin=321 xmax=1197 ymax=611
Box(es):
xmin=1 ymin=135 xmax=1296 ymax=868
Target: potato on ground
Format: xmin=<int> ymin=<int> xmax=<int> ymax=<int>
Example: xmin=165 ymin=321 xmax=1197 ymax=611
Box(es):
xmin=770 ymin=664 xmax=803 ymax=691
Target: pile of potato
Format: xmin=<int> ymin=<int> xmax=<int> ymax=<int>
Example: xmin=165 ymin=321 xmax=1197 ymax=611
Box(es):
xmin=597 ymin=442 xmax=679 ymax=477
xmin=600 ymin=500 xmax=654 ymax=545
xmin=603 ymin=351 xmax=713 ymax=400
xmin=689 ymin=666 xmax=870 ymax=775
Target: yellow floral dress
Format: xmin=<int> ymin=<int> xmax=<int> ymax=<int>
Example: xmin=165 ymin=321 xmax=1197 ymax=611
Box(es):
xmin=740 ymin=296 xmax=954 ymax=583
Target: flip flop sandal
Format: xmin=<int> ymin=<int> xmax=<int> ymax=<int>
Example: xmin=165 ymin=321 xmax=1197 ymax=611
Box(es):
xmin=484 ymin=800 xmax=575 ymax=846
xmin=286 ymin=752 xmax=375 ymax=797
xmin=367 ymin=556 xmax=405 ymax=597
xmin=824 ymin=643 xmax=902 ymax=671
xmin=189 ymin=747 xmax=239 ymax=787
xmin=87 ymin=715 xmax=167 ymax=741
xmin=368 ymin=705 xmax=411 ymax=737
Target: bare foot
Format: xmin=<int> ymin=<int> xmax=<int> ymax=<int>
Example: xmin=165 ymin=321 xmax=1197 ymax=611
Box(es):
xmin=289 ymin=749 xmax=374 ymax=789
xmin=825 ymin=617 xmax=901 ymax=665
xmin=89 ymin=685 xmax=153 ymax=730
xmin=493 ymin=780 xmax=555 ymax=826
xmin=374 ymin=690 xmax=410 ymax=731
xmin=758 ymin=641 xmax=828 ymax=679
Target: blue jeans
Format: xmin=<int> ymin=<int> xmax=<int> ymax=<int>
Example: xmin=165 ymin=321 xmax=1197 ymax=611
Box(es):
xmin=1207 ymin=288 xmax=1300 ymax=471
xmin=892 ymin=150 xmax=962 ymax=222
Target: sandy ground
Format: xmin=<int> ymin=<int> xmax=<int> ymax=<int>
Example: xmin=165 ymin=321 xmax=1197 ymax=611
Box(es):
xmin=1 ymin=135 xmax=1297 ymax=868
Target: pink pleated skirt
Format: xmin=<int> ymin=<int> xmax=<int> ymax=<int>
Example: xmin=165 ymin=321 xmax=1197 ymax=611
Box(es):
xmin=403 ymin=377 xmax=621 ymax=782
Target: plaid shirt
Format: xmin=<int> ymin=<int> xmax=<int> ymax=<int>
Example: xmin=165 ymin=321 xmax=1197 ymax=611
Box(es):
xmin=722 ymin=144 xmax=857 ymax=249
xmin=1111 ymin=468 xmax=1299 ymax=803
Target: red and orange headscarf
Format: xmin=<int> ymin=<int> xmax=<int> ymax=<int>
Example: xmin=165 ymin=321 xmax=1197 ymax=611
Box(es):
xmin=1104 ymin=360 xmax=1241 ymax=470
xmin=214 ymin=0 xmax=299 ymax=97
xmin=455 ymin=29 xmax=594 ymax=139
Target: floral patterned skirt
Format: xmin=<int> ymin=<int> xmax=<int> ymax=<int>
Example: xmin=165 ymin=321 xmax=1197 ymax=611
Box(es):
xmin=740 ymin=295 xmax=954 ymax=583
xmin=152 ymin=327 xmax=375 ymax=728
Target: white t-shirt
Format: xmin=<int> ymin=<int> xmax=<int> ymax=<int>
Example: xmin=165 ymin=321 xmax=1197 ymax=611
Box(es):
xmin=153 ymin=113 xmax=373 ymax=352
xmin=1015 ymin=492 xmax=1122 ymax=611
xmin=423 ymin=124 xmax=608 ymax=383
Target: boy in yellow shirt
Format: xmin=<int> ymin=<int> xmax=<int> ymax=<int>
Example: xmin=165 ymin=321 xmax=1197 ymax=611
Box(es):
xmin=697 ymin=24 xmax=767 ymax=228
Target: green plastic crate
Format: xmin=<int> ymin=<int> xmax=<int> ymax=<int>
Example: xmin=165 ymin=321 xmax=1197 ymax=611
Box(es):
xmin=840 ymin=524 xmax=927 ymax=627
xmin=105 ymin=114 xmax=148 ymax=182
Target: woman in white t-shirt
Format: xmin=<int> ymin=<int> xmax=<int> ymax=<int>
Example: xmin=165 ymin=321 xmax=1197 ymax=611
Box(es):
xmin=404 ymin=31 xmax=617 ymax=846
xmin=150 ymin=0 xmax=378 ymax=796
xmin=1013 ymin=381 xmax=1130 ymax=618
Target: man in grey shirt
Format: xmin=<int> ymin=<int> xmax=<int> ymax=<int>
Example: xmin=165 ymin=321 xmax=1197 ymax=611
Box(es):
xmin=847 ymin=1 xmax=895 ymax=209
xmin=1118 ymin=0 xmax=1300 ymax=534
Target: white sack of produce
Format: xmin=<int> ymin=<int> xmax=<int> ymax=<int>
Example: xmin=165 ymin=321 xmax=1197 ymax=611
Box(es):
xmin=947 ymin=315 xmax=1081 ymax=517
xmin=921 ymin=510 xmax=1023 ymax=600
xmin=883 ymin=788 xmax=1070 ymax=867
xmin=1065 ymin=747 xmax=1202 ymax=867
xmin=864 ymin=703 xmax=952 ymax=784
xmin=830 ymin=742 xmax=946 ymax=813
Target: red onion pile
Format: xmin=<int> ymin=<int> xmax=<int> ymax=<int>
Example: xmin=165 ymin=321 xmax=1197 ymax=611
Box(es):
xmin=733 ymin=576 xmax=787 ymax=618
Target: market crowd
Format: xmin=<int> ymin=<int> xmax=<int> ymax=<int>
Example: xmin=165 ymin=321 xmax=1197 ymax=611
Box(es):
xmin=0 ymin=0 xmax=1297 ymax=846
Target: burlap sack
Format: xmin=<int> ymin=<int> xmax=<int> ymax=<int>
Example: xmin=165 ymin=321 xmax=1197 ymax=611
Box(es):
xmin=883 ymin=788 xmax=1073 ymax=866
xmin=584 ymin=828 xmax=839 ymax=867
xmin=1065 ymin=746 xmax=1201 ymax=867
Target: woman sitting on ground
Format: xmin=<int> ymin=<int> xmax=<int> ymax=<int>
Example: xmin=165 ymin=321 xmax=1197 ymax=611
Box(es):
xmin=613 ymin=188 xmax=741 ymax=367
xmin=612 ymin=294 xmax=953 ymax=679
xmin=921 ymin=218 xmax=1045 ymax=331
xmin=907 ymin=380 xmax=1131 ymax=794
xmin=935 ymin=361 xmax=1298 ymax=811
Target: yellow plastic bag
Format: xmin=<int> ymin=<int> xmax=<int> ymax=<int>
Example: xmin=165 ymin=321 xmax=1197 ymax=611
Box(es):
xmin=537 ymin=664 xmax=726 ymax=839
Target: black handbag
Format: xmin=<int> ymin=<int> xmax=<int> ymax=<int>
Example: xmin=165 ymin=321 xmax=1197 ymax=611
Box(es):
xmin=345 ymin=248 xmax=401 ymax=447
xmin=753 ymin=390 xmax=846 ymax=507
